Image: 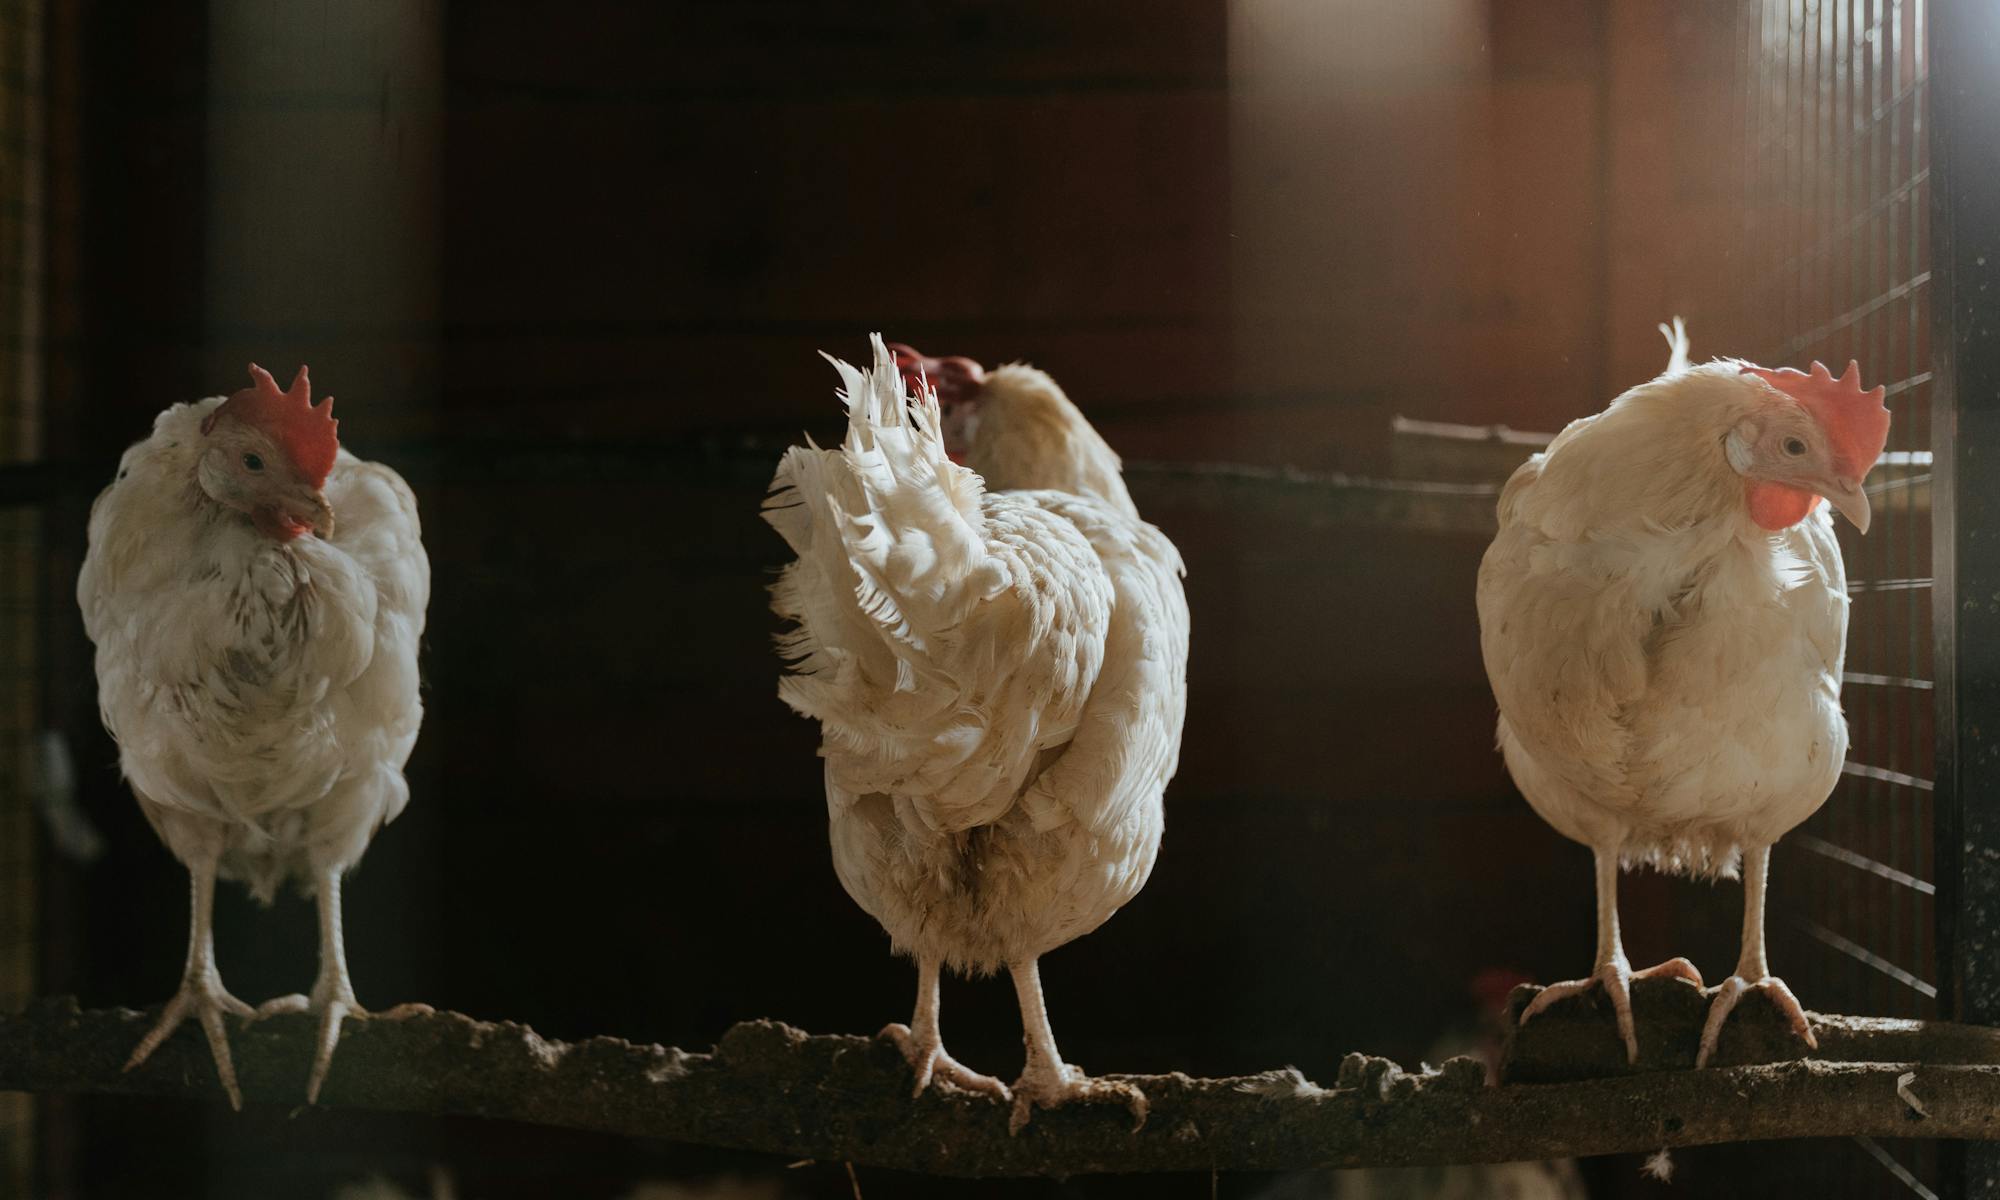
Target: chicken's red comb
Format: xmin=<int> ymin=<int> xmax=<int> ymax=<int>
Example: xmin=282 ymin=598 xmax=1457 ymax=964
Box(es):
xmin=1740 ymin=359 xmax=1890 ymax=478
xmin=205 ymin=364 xmax=339 ymax=489
xmin=886 ymin=341 xmax=985 ymax=404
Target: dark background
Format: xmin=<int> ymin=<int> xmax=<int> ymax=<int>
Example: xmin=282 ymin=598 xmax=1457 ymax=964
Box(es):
xmin=13 ymin=0 xmax=1935 ymax=1196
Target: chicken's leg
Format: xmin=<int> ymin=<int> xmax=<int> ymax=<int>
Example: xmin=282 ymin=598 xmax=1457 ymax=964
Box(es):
xmin=879 ymin=954 xmax=1010 ymax=1100
xmin=1006 ymin=957 xmax=1146 ymax=1134
xmin=256 ymin=868 xmax=432 ymax=1102
xmin=1519 ymin=845 xmax=1703 ymax=1063
xmin=1696 ymin=843 xmax=1817 ymax=1066
xmin=125 ymin=855 xmax=254 ymax=1109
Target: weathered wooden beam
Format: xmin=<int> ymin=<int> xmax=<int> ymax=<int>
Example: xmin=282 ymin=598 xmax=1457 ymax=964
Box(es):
xmin=3 ymin=988 xmax=1997 ymax=1177
xmin=1504 ymin=975 xmax=2000 ymax=1082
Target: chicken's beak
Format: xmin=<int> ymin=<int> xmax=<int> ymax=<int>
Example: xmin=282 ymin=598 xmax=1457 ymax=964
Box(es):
xmin=1822 ymin=476 xmax=1871 ymax=534
xmin=284 ymin=487 xmax=336 ymax=538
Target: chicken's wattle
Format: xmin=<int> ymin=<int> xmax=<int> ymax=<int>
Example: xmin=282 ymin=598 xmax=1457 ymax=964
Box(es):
xmin=1745 ymin=481 xmax=1821 ymax=531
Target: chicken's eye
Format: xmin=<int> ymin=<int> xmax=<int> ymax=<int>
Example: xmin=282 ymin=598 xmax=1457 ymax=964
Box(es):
xmin=1782 ymin=437 xmax=1807 ymax=457
xmin=242 ymin=453 xmax=265 ymax=472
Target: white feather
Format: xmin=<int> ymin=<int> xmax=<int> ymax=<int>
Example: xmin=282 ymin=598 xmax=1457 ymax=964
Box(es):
xmin=78 ymin=397 xmax=429 ymax=902
xmin=1476 ymin=358 xmax=1849 ymax=876
xmin=1659 ymin=315 xmax=1690 ymax=375
xmin=765 ymin=336 xmax=1189 ymax=973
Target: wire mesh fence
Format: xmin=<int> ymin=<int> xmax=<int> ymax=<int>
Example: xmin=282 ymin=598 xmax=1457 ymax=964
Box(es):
xmin=1732 ymin=0 xmax=1937 ymax=1194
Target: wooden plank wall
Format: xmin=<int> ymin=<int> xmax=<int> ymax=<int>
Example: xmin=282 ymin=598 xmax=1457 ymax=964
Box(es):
xmin=438 ymin=0 xmax=1234 ymax=462
xmin=0 ymin=0 xmax=46 ymax=1193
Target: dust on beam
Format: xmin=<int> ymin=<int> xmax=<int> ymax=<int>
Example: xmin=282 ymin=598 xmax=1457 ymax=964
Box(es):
xmin=7 ymin=995 xmax=2000 ymax=1177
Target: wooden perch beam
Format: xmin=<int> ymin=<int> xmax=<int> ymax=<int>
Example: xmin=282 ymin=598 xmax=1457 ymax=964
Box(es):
xmin=1504 ymin=975 xmax=2000 ymax=1083
xmin=5 ymin=988 xmax=2000 ymax=1178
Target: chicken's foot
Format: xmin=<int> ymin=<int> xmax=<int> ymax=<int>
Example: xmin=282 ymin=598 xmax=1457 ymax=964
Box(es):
xmin=126 ymin=858 xmax=254 ymax=1110
xmin=1696 ymin=973 xmax=1816 ymax=1066
xmin=1520 ymin=845 xmax=1703 ymax=1063
xmin=880 ymin=954 xmax=1010 ymax=1100
xmin=1006 ymin=957 xmax=1146 ymax=1134
xmin=1697 ymin=843 xmax=1817 ymax=1066
xmin=1519 ymin=955 xmax=1704 ymax=1064
xmin=254 ymin=868 xmax=432 ymax=1103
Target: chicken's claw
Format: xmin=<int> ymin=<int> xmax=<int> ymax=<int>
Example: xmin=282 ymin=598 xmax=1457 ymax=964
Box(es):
xmin=125 ymin=972 xmax=256 ymax=1110
xmin=1696 ymin=974 xmax=1817 ymax=1067
xmin=1638 ymin=957 xmax=1705 ymax=989
xmin=255 ymin=991 xmax=435 ymax=1102
xmin=1520 ymin=956 xmax=1702 ymax=1064
xmin=879 ymin=1022 xmax=1011 ymax=1101
xmin=1007 ymin=1060 xmax=1148 ymax=1135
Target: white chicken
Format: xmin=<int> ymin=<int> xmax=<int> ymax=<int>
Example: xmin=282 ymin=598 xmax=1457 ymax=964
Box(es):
xmin=1477 ymin=328 xmax=1890 ymax=1065
xmin=764 ymin=336 xmax=1188 ymax=1131
xmin=78 ymin=364 xmax=430 ymax=1107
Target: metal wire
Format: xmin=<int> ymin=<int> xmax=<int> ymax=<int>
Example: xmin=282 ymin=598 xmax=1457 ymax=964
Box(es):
xmin=1736 ymin=0 xmax=1936 ymax=1193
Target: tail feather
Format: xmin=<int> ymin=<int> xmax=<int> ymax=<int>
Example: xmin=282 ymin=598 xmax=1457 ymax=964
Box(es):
xmin=763 ymin=335 xmax=995 ymax=731
xmin=1659 ymin=316 xmax=1690 ymax=374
